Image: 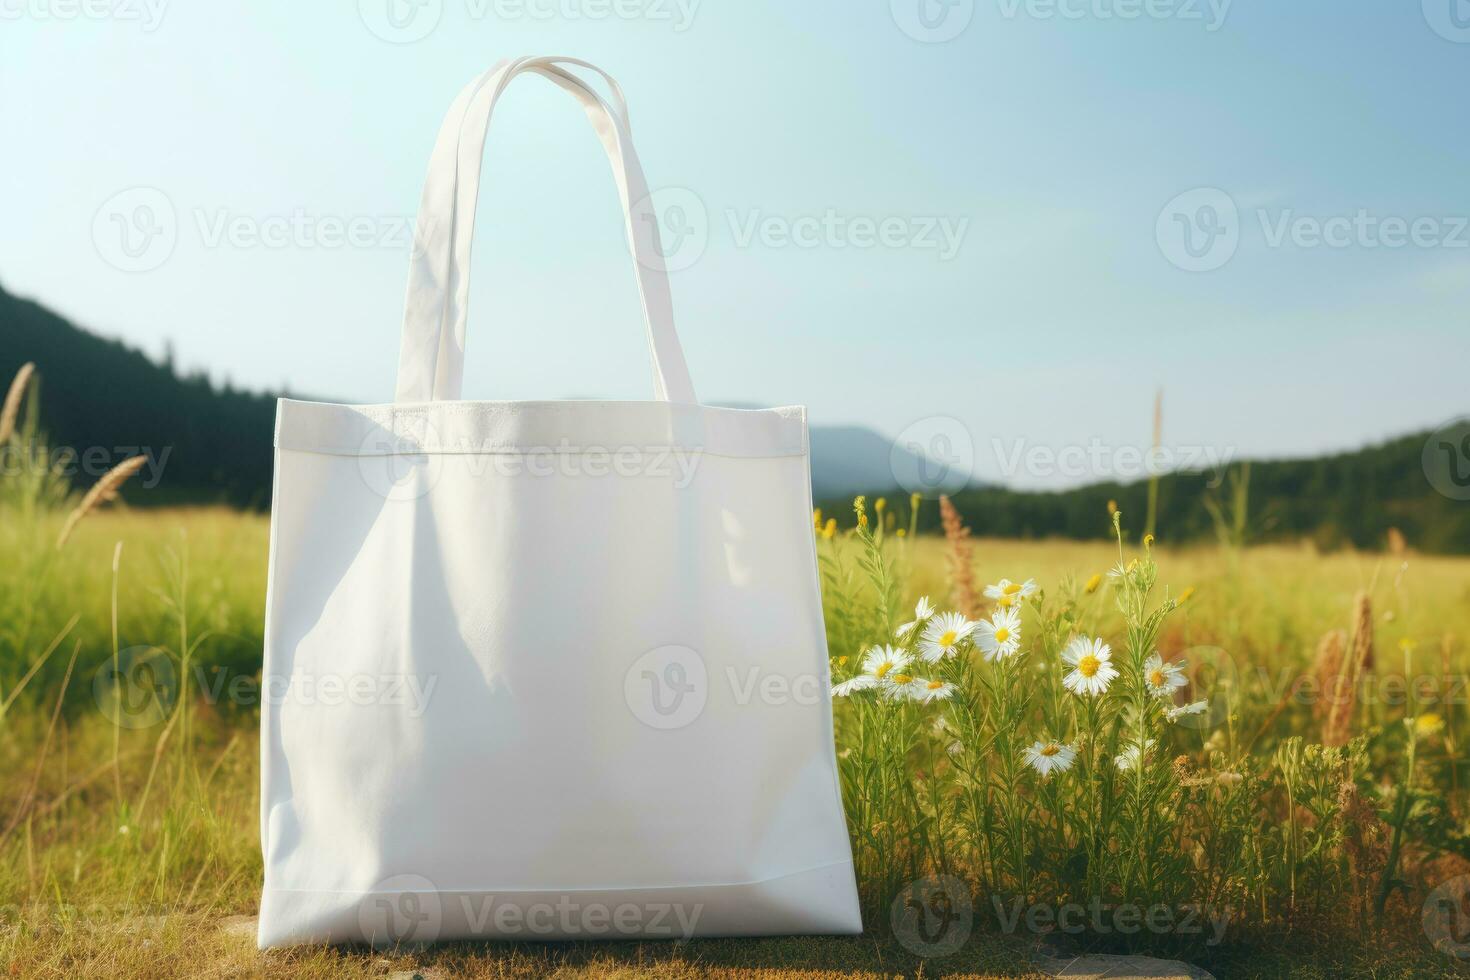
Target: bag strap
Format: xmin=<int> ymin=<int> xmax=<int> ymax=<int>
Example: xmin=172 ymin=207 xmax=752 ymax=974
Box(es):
xmin=394 ymin=56 xmax=698 ymax=405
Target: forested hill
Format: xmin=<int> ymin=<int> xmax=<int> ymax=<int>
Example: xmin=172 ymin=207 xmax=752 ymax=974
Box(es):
xmin=4 ymin=283 xmax=1467 ymax=551
xmin=906 ymin=430 xmax=1470 ymax=555
xmin=1 ymin=283 xmax=278 ymax=507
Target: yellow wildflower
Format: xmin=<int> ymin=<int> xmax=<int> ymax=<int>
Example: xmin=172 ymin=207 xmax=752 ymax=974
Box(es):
xmin=1414 ymin=713 xmax=1444 ymax=739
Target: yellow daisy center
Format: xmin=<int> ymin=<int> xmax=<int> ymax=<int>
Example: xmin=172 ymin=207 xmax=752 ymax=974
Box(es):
xmin=1003 ymin=583 xmax=1022 ymax=595
xmin=891 ymin=674 xmax=912 ymax=685
xmin=997 ymin=596 xmax=1014 ymax=607
xmin=1078 ymin=655 xmax=1101 ymax=678
xmin=1039 ymin=744 xmax=1060 ymax=757
xmin=876 ymin=662 xmax=893 ymax=678
xmin=994 ymin=627 xmax=1010 ymax=644
xmin=927 ymin=680 xmax=944 ymax=690
xmin=1149 ymin=669 xmax=1166 ymax=687
xmin=938 ymin=630 xmax=958 ymax=647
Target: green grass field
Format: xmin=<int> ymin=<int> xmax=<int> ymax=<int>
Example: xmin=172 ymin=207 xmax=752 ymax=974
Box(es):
xmin=4 ymin=502 xmax=1470 ymax=978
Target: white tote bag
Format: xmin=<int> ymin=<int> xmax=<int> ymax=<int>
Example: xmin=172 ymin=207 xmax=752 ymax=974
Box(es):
xmin=257 ymin=55 xmax=861 ymax=948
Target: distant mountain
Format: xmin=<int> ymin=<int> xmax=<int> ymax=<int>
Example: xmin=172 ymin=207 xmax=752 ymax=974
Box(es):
xmin=810 ymin=425 xmax=968 ymax=499
xmin=4 ymin=283 xmax=1466 ymax=552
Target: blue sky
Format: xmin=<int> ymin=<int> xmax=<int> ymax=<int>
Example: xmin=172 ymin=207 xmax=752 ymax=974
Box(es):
xmin=2 ymin=0 xmax=1467 ymax=488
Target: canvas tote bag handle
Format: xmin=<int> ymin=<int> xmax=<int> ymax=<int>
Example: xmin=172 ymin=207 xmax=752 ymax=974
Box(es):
xmin=395 ymin=56 xmax=698 ymax=405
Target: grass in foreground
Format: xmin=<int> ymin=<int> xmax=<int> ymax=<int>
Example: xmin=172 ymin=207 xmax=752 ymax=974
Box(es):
xmin=4 ymin=509 xmax=1470 ymax=975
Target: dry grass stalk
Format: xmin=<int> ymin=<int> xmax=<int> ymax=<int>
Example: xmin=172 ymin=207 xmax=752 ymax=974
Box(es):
xmin=1338 ymin=779 xmax=1387 ymax=916
xmin=1324 ymin=591 xmax=1375 ymax=747
xmin=938 ymin=494 xmax=978 ymax=617
xmin=1352 ymin=589 xmax=1375 ymax=673
xmin=0 ymin=361 xmax=36 ymax=443
xmin=55 ymin=455 xmax=148 ymax=549
xmin=1312 ymin=629 xmax=1346 ymax=726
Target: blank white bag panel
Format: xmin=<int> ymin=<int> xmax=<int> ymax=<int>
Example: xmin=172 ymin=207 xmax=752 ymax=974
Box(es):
xmin=257 ymin=56 xmax=861 ymax=948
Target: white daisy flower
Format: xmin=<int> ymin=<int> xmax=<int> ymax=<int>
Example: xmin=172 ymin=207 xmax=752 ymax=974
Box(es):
xmin=1166 ymin=699 xmax=1209 ymax=722
xmin=881 ymin=670 xmax=925 ymax=701
xmin=913 ymin=679 xmax=957 ymax=704
xmin=1144 ymin=653 xmax=1188 ymax=698
xmin=1114 ymin=738 xmax=1157 ymax=772
xmin=830 ymin=675 xmax=875 ymax=697
xmin=974 ymin=606 xmax=1022 ymax=662
xmin=831 ymin=644 xmax=911 ymax=697
xmin=984 ymin=578 xmax=1037 ymax=609
xmin=918 ymin=611 xmax=975 ymax=663
xmin=1061 ymin=635 xmax=1119 ymax=697
xmin=1023 ymin=739 xmax=1077 ymax=778
xmin=895 ymin=596 xmax=937 ymax=640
